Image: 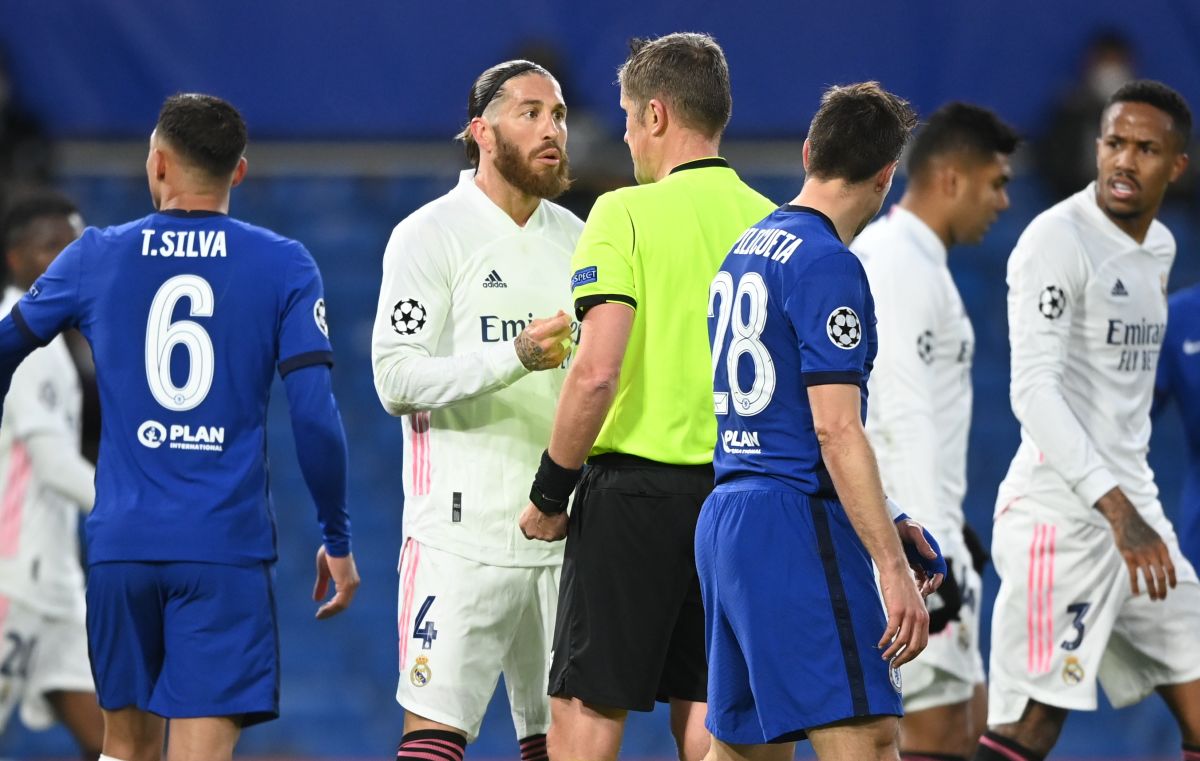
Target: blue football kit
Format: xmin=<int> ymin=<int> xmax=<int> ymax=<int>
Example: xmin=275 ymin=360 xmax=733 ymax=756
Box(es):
xmin=696 ymin=205 xmax=902 ymax=744
xmin=1155 ymin=282 xmax=1200 ymax=570
xmin=0 ymin=208 xmax=351 ymax=723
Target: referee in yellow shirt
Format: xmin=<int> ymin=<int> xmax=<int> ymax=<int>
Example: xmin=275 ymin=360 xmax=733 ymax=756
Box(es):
xmin=518 ymin=33 xmax=775 ymax=761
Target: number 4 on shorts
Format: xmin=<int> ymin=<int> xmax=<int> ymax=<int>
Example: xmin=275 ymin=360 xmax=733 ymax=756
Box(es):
xmin=413 ymin=595 xmax=438 ymax=649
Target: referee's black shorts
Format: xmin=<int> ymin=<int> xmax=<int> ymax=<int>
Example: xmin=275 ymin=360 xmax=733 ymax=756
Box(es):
xmin=548 ymin=453 xmax=713 ymax=711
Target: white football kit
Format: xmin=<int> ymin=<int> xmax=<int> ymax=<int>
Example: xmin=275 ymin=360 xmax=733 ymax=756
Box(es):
xmin=372 ymin=170 xmax=582 ymax=739
xmin=853 ymin=207 xmax=984 ymax=713
xmin=0 ymin=287 xmax=94 ymax=732
xmin=990 ymin=184 xmax=1200 ymax=723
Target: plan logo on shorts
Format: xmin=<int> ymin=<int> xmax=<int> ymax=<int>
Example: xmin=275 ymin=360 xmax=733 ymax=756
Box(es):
xmin=410 ymin=655 xmax=432 ymax=687
xmin=1062 ymin=656 xmax=1084 ymax=685
xmin=889 ymin=662 xmax=902 ymax=694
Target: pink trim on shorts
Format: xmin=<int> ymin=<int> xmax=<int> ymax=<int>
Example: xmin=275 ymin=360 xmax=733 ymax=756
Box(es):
xmin=978 ymin=735 xmax=1027 ymax=761
xmin=0 ymin=442 xmax=31 ymax=557
xmin=1026 ymin=523 xmax=1057 ymax=675
xmin=409 ymin=412 xmax=431 ymax=496
xmin=398 ymin=538 xmax=422 ymax=668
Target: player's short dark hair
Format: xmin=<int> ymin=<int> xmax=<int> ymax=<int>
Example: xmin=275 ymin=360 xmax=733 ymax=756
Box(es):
xmin=155 ymin=93 xmax=248 ymax=179
xmin=1 ymin=191 xmax=79 ymax=253
xmin=907 ymin=102 xmax=1020 ymax=180
xmin=618 ymin=32 xmax=731 ymax=140
xmin=1105 ymin=79 xmax=1193 ymax=151
xmin=806 ymin=82 xmax=918 ymax=184
xmin=457 ymin=60 xmax=554 ymax=168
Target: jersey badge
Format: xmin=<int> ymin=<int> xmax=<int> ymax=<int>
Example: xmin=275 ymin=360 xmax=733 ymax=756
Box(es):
xmin=410 ymin=655 xmax=432 ymax=687
xmin=1038 ymin=285 xmax=1066 ymax=320
xmin=391 ymin=299 xmax=427 ymax=336
xmin=1062 ymin=656 xmax=1084 ymax=685
xmin=888 ymin=661 xmax=902 ymax=693
xmin=917 ymin=330 xmax=935 ymax=364
xmin=827 ymin=307 xmax=862 ymax=349
xmin=313 ymin=298 xmax=329 ymax=337
xmin=571 ymin=266 xmax=598 ymax=290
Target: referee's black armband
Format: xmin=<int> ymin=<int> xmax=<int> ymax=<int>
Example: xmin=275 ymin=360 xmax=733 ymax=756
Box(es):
xmin=529 ymin=450 xmax=583 ymax=515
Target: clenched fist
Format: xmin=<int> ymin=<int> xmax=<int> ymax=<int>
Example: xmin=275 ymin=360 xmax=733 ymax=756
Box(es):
xmin=515 ymin=310 xmax=573 ymax=371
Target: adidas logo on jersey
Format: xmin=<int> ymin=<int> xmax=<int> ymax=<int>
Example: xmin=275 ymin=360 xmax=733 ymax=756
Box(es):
xmin=483 ymin=270 xmax=508 ymax=288
xmin=1111 ymin=279 xmax=1128 ymax=297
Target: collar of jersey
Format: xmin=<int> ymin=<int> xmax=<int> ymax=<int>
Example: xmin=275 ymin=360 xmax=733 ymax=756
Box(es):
xmin=779 ymin=204 xmax=838 ymax=238
xmin=456 ymin=168 xmax=545 ymax=232
xmin=1077 ymin=181 xmax=1170 ymax=255
xmin=157 ymin=209 xmax=227 ymax=218
xmin=668 ymin=157 xmax=730 ymax=174
xmin=887 ymin=205 xmax=947 ymax=265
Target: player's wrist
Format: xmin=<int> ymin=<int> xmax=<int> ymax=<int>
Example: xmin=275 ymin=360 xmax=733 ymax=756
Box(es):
xmin=529 ymin=450 xmax=582 ymax=515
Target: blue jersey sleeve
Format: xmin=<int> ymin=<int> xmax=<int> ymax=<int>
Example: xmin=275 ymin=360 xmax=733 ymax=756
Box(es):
xmin=1154 ymin=296 xmax=1183 ymax=417
xmin=278 ymin=244 xmax=334 ymax=377
xmin=786 ymin=252 xmax=873 ymax=386
xmin=13 ymin=234 xmax=86 ymax=345
xmin=283 ymin=363 xmax=351 ymax=556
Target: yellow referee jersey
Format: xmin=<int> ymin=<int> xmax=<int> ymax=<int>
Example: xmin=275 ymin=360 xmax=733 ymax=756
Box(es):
xmin=570 ymin=158 xmax=775 ymax=465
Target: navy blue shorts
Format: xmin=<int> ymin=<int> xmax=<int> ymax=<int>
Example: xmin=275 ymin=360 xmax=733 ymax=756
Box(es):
xmin=695 ymin=484 xmax=903 ymax=745
xmin=86 ymin=561 xmax=280 ymax=725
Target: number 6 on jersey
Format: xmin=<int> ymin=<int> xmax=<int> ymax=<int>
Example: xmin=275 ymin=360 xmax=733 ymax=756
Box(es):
xmin=145 ymin=274 xmax=216 ymax=411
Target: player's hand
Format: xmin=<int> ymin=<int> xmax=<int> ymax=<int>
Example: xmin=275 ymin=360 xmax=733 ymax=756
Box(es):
xmin=518 ymin=502 xmax=568 ymax=542
xmin=877 ymin=562 xmax=930 ymax=667
xmin=313 ymin=545 xmax=361 ymax=619
xmin=1097 ymin=488 xmax=1176 ymax=601
xmin=515 ymin=310 xmax=573 ymax=371
xmin=926 ymin=560 xmax=963 ymax=634
xmin=895 ymin=516 xmax=946 ymax=596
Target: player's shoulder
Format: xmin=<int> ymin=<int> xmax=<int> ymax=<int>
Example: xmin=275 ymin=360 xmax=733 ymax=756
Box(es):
xmin=852 ymin=214 xmax=937 ymax=276
xmin=537 ymin=199 xmax=585 ymax=238
xmin=387 ymin=186 xmax=468 ymax=248
xmin=1145 ymin=217 xmax=1176 ymax=260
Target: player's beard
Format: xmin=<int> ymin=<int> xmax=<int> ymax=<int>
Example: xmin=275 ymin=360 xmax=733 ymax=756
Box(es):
xmin=493 ymin=127 xmax=572 ymax=200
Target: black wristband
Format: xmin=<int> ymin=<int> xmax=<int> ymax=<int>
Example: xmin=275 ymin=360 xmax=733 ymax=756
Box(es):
xmin=530 ymin=450 xmax=583 ymax=515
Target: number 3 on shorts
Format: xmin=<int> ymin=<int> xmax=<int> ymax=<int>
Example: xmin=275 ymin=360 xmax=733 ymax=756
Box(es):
xmin=413 ymin=595 xmax=438 ymax=649
xmin=1061 ymin=601 xmax=1090 ymax=651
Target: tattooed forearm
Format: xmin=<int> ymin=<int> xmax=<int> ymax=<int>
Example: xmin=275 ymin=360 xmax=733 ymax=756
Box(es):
xmin=516 ymin=331 xmax=548 ymax=370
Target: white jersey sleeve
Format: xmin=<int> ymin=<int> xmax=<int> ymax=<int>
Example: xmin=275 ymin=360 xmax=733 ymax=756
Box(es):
xmin=1007 ymin=215 xmax=1118 ymax=508
xmin=868 ymin=257 xmax=944 ymax=531
xmin=372 ymin=217 xmax=529 ymax=416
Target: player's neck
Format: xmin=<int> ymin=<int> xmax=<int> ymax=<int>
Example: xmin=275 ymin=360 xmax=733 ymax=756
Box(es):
xmin=1092 ymin=187 xmax=1156 ymax=244
xmin=898 ymin=192 xmax=953 ymax=248
xmin=791 ymin=181 xmax=874 ymax=245
xmin=473 ymin=165 xmax=540 ymax=227
xmin=652 ymin=134 xmax=721 ymax=182
xmin=157 ymin=190 xmax=231 ymax=215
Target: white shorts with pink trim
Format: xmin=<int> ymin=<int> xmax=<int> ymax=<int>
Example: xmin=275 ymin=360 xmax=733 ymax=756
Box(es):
xmin=987 ymin=499 xmax=1200 ymax=724
xmin=0 ymin=594 xmax=93 ymax=733
xmin=395 ymin=538 xmax=559 ymax=741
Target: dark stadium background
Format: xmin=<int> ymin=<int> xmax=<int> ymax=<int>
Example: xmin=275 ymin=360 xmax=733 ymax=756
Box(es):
xmin=1 ymin=1 xmax=1198 ymax=758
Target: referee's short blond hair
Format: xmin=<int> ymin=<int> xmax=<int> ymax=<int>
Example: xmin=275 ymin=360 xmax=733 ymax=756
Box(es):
xmin=618 ymin=32 xmax=731 ymax=140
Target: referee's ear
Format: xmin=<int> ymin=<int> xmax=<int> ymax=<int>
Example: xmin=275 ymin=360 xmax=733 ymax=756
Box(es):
xmin=648 ymin=98 xmax=669 ymax=137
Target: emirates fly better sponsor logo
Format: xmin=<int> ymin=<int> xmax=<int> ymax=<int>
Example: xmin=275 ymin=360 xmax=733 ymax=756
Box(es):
xmin=138 ymin=420 xmax=226 ymax=452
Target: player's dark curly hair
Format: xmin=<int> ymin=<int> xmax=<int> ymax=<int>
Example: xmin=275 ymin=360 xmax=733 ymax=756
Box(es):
xmin=155 ymin=93 xmax=247 ymax=179
xmin=1106 ymin=79 xmax=1193 ymax=151
xmin=618 ymin=32 xmax=731 ymax=140
xmin=907 ymin=102 xmax=1020 ymax=180
xmin=806 ymin=82 xmax=918 ymax=184
xmin=1 ymin=191 xmax=79 ymax=253
xmin=457 ymin=60 xmax=554 ymax=167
